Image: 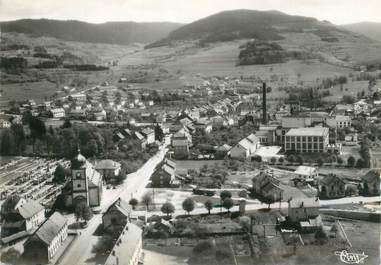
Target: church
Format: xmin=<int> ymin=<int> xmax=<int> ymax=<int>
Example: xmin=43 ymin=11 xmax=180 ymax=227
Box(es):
xmin=63 ymin=150 xmax=103 ymax=210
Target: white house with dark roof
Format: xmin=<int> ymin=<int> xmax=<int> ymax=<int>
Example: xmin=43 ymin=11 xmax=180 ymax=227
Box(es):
xmin=23 ymin=212 xmax=68 ymax=262
xmin=102 ymin=198 xmax=131 ymax=233
xmin=294 ymin=166 xmax=318 ymax=183
xmin=1 ymin=196 xmax=45 ymax=238
xmin=95 ymin=159 xmax=121 ymax=181
xmin=288 ymin=197 xmax=320 ymax=223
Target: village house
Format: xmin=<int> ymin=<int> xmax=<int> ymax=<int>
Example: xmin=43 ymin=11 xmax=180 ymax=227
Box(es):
xmin=325 ymin=115 xmax=351 ymax=129
xmin=287 ymin=197 xmax=322 ymax=232
xmin=284 ymin=127 xmax=329 ymax=153
xmin=151 ymin=159 xmax=176 ymax=187
xmin=0 ymin=118 xmax=11 ymax=129
xmin=62 ymin=150 xmax=103 ymax=210
xmin=215 ymin=144 xmax=232 ymax=159
xmin=141 ymin=127 xmax=155 ymax=144
xmin=50 ymin=108 xmax=66 ymax=119
xmin=361 ymin=169 xmax=380 ymax=196
xmin=252 ymin=171 xmax=283 ymax=202
xmin=23 ymin=212 xmax=68 ymax=262
xmin=230 ymin=134 xmax=260 ymax=159
xmin=1 ymin=196 xmax=45 ymax=238
xmin=104 ymin=223 xmax=142 ymax=265
xmin=172 ymin=138 xmax=189 ymax=159
xmin=332 ymin=104 xmax=354 ymax=116
xmin=294 ymin=166 xmax=318 ymax=183
xmin=318 ymin=174 xmax=345 ymax=199
xmin=95 ymin=159 xmax=121 ymax=182
xmin=102 ymin=198 xmax=131 ymax=234
xmin=344 ymin=133 xmax=358 ymax=145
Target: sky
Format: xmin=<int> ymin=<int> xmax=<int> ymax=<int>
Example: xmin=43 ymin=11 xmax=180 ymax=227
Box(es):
xmin=0 ymin=0 xmax=380 ymax=25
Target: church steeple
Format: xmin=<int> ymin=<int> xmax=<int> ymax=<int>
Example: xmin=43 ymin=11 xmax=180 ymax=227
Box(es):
xmin=71 ymin=147 xmax=86 ymax=169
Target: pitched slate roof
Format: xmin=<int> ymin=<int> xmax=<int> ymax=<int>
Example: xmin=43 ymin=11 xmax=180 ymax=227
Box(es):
xmin=362 ymin=169 xmax=380 ymax=182
xmin=295 ymin=166 xmax=317 ymax=176
xmin=33 ymin=212 xmax=67 ymax=246
xmin=105 ymin=198 xmax=131 ymax=217
xmin=320 ymin=174 xmax=344 ymax=186
xmin=172 ymin=139 xmax=188 ymax=147
xmin=18 ymin=200 xmax=44 ymax=219
xmin=95 ymin=159 xmax=120 ymax=170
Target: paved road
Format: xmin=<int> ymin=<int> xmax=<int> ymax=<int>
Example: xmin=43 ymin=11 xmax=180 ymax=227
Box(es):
xmin=138 ymin=195 xmax=381 ymax=218
xmin=57 ymin=138 xmax=169 ymax=265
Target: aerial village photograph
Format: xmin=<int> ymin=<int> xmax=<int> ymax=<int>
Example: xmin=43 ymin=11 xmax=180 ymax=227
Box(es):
xmin=0 ymin=0 xmax=380 ymax=265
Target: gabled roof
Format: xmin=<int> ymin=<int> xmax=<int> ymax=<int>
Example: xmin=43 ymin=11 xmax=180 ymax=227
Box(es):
xmin=135 ymin=131 xmax=145 ymax=141
xmin=172 ymin=139 xmax=188 ymax=147
xmin=141 ymin=128 xmax=154 ymax=136
xmin=105 ymin=198 xmax=131 ymax=217
xmin=95 ymin=159 xmax=120 ymax=170
xmin=295 ymin=166 xmax=317 ymax=176
xmin=32 ymin=212 xmax=67 ymax=246
xmin=164 ymin=159 xmax=176 ymax=169
xmin=320 ymin=174 xmax=345 ymax=186
xmin=18 ymin=200 xmax=44 ymax=219
xmin=362 ymin=169 xmax=380 ymax=183
xmin=246 ymin=133 xmax=258 ymax=143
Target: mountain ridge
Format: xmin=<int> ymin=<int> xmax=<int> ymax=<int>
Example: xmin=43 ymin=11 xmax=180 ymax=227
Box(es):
xmin=0 ymin=18 xmax=183 ymax=45
xmin=340 ymin=22 xmax=381 ymax=42
xmin=145 ymin=9 xmax=347 ymax=48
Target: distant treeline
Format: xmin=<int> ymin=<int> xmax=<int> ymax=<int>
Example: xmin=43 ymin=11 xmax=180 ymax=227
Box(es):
xmin=0 ymin=44 xmax=30 ymax=51
xmin=63 ymin=64 xmax=109 ymax=71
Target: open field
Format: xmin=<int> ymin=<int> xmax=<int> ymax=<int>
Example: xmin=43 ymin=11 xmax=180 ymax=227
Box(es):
xmin=0 ymin=80 xmax=61 ymax=104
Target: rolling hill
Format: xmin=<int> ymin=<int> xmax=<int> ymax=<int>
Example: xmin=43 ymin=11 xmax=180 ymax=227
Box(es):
xmin=0 ymin=19 xmax=182 ymax=45
xmin=146 ymin=9 xmax=349 ymax=48
xmin=340 ymin=22 xmax=381 ymax=42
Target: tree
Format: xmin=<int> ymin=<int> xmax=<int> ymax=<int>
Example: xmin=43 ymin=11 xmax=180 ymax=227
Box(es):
xmin=223 ymin=198 xmax=234 ymax=213
xmin=0 ymin=129 xmax=15 ymax=155
xmin=270 ymin=157 xmax=277 ymax=164
xmin=347 ymin=156 xmax=356 ymax=167
xmin=141 ymin=193 xmax=153 ymax=211
xmin=220 ymin=190 xmax=232 ymax=201
xmin=317 ymin=158 xmax=324 ymax=166
xmin=1 ymin=247 xmax=21 ymax=265
xmin=154 ymin=123 xmax=164 ymax=142
xmin=296 ymin=155 xmax=304 ymax=165
xmin=287 ymin=155 xmax=296 ymax=163
xmin=74 ymin=201 xmax=93 ymax=223
xmin=238 ymin=190 xmax=247 ymax=198
xmin=337 ymin=157 xmax=343 ymax=165
xmin=252 ymin=155 xmax=262 ymax=162
xmin=161 ymin=202 xmax=175 ymax=217
xmin=129 ymin=198 xmax=138 ymax=210
xmin=356 ymin=158 xmax=366 ymax=168
xmin=182 ymin=198 xmax=195 ymax=215
xmin=204 ymin=199 xmax=213 ymax=214
xmin=53 ymin=164 xmax=66 ymax=183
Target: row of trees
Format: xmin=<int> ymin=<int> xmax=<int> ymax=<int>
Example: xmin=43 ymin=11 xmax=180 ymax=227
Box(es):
xmin=263 ymin=154 xmax=367 ymax=168
xmin=130 ymin=190 xmax=237 ymax=216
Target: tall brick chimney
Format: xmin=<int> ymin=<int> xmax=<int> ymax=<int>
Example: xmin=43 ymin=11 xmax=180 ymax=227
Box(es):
xmin=262 ymin=82 xmax=267 ymax=124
